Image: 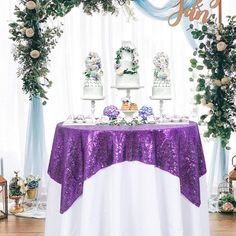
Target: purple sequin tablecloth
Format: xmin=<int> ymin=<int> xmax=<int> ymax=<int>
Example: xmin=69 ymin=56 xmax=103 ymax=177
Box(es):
xmin=48 ymin=122 xmax=206 ymax=214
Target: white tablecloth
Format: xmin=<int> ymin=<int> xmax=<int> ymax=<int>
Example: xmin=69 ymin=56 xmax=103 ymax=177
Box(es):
xmin=45 ymin=161 xmax=210 ymax=236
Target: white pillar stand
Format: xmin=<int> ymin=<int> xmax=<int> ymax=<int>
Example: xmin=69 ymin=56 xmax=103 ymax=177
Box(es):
xmin=150 ymin=97 xmax=172 ymax=122
xmin=82 ymin=97 xmax=105 ymax=123
xmin=111 ymin=86 xmax=144 ymax=118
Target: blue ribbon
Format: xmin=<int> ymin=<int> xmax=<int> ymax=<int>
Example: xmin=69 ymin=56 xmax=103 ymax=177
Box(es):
xmin=24 ymin=96 xmax=47 ymax=179
xmin=134 ymin=0 xmax=196 ymax=20
xmin=134 ymin=0 xmax=198 ymax=48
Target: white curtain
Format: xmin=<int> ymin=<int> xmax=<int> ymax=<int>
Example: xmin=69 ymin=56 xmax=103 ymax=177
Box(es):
xmin=1 ymin=1 xmax=236 ymax=183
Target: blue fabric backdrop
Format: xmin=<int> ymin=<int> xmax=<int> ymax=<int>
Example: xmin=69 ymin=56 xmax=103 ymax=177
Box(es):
xmin=24 ymin=96 xmax=47 ymax=179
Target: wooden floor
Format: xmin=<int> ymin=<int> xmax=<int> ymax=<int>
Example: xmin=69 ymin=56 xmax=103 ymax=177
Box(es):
xmin=0 ymin=213 xmax=235 ymax=236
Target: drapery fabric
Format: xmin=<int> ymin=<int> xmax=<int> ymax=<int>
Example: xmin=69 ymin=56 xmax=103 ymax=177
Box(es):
xmin=208 ymin=138 xmax=229 ymax=196
xmin=134 ymin=0 xmax=196 ymax=20
xmin=24 ymin=96 xmax=47 ymax=180
xmin=45 ymin=162 xmax=210 ymax=236
xmin=48 ymin=122 xmax=206 ymax=213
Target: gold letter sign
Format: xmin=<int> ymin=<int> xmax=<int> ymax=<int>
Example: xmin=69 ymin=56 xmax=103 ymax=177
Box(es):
xmin=168 ymin=0 xmax=221 ymax=27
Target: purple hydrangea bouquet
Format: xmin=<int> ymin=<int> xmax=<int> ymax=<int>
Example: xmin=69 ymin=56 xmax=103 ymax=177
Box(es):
xmin=138 ymin=106 xmax=153 ymax=120
xmin=103 ymin=105 xmax=120 ymax=120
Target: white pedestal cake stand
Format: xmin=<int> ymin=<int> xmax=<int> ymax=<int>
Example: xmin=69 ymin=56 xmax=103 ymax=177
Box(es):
xmin=150 ymin=96 xmax=172 ymax=122
xmin=111 ymin=86 xmax=144 ymax=118
xmin=82 ymin=96 xmax=105 ymax=123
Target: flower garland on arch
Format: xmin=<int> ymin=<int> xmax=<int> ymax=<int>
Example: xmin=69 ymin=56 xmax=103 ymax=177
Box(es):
xmin=115 ymin=46 xmax=139 ymax=75
xmin=189 ymin=15 xmax=236 ymax=148
xmin=9 ymin=0 xmax=133 ymax=104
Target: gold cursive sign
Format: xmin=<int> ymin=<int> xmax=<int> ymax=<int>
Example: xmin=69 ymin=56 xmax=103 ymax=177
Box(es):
xmin=168 ymin=0 xmax=221 ymax=27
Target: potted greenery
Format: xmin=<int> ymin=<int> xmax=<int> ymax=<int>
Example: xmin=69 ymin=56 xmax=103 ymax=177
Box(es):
xmin=9 ymin=171 xmax=25 ymax=214
xmin=25 ymin=175 xmax=40 ymax=200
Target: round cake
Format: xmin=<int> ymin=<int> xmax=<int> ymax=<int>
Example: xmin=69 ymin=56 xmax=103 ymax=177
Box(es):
xmin=152 ymin=52 xmax=171 ymax=99
xmin=83 ymin=52 xmax=104 ymax=98
xmin=114 ymin=41 xmax=140 ymax=88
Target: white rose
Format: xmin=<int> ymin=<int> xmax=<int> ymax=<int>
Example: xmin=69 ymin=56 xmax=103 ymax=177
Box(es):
xmin=217 ymin=41 xmax=227 ymax=51
xmin=205 ymin=114 xmax=212 ymax=123
xmin=221 ymin=76 xmax=231 ymax=85
xmin=91 ymin=57 xmax=97 ymax=64
xmin=147 ymin=115 xmax=156 ymax=124
xmin=116 ymin=67 xmax=125 ymax=76
xmin=100 ymin=116 xmax=109 ymax=123
xmin=137 ymin=116 xmax=143 ymax=122
xmin=117 ymin=116 xmax=123 ymax=123
xmin=213 ymin=80 xmax=222 ymax=86
xmin=98 ymin=69 xmax=103 ymax=77
xmin=216 ymin=34 xmax=221 ymax=41
xmin=125 ymin=117 xmax=133 ymax=123
xmin=26 ymin=1 xmax=37 ymax=10
xmin=201 ymin=98 xmax=207 ymax=105
xmin=30 ymin=50 xmax=40 ymax=59
xmin=206 ymin=102 xmax=214 ymax=109
xmin=20 ymin=27 xmax=26 ymax=34
xmin=221 ymin=86 xmax=227 ymax=91
xmin=25 ymin=28 xmax=34 ymax=38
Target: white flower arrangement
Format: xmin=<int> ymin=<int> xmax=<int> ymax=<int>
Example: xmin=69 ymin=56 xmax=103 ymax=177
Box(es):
xmin=153 ymin=52 xmax=169 ymax=69
xmin=84 ymin=52 xmax=103 ymax=81
xmin=115 ymin=44 xmax=139 ymax=75
xmin=153 ymin=52 xmax=170 ymax=84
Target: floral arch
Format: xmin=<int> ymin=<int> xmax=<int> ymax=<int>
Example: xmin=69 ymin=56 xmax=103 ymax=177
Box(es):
xmin=9 ymin=0 xmax=131 ymax=104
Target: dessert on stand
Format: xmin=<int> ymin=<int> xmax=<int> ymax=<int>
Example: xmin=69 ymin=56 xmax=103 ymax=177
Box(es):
xmin=81 ymin=52 xmax=105 ymax=122
xmin=150 ymin=52 xmax=172 ymax=121
xmin=63 ymin=43 xmax=188 ymax=126
xmin=112 ymin=41 xmax=143 ymax=118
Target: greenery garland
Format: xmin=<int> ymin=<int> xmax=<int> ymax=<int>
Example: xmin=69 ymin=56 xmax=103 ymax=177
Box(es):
xmin=9 ymin=0 xmax=132 ymax=104
xmin=189 ymin=15 xmax=236 ymax=148
xmin=115 ymin=46 xmax=139 ymax=75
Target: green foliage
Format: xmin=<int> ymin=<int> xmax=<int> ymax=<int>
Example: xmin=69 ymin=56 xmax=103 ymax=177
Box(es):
xmin=115 ymin=46 xmax=139 ymax=75
xmin=189 ymin=15 xmax=236 ymax=148
xmin=218 ymin=194 xmax=236 ymax=213
xmin=10 ymin=0 xmax=131 ymax=103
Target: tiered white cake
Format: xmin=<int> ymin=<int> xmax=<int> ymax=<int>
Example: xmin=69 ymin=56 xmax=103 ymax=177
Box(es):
xmin=83 ymin=52 xmax=104 ymax=98
xmin=114 ymin=41 xmax=140 ymax=88
xmin=152 ymin=52 xmax=171 ymax=99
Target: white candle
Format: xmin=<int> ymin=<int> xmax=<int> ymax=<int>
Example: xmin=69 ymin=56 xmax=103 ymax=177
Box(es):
xmin=0 ymin=157 xmax=3 ymax=176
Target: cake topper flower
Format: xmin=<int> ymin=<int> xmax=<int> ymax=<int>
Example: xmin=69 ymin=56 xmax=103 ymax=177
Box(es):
xmin=84 ymin=52 xmax=103 ymax=80
xmin=138 ymin=106 xmax=154 ymax=120
xmin=153 ymin=52 xmax=169 ymax=69
xmin=115 ymin=42 xmax=139 ymax=75
xmin=103 ymin=105 xmax=120 ymax=119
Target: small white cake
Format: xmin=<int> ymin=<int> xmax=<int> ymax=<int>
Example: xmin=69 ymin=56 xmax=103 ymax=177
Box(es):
xmin=152 ymin=52 xmax=171 ymax=99
xmin=114 ymin=41 xmax=140 ymax=88
xmin=83 ymin=52 xmax=104 ymax=98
